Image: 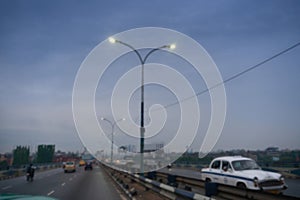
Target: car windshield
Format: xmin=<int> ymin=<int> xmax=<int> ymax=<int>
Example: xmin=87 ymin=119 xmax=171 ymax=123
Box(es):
xmin=66 ymin=162 xmax=74 ymax=165
xmin=232 ymin=160 xmax=260 ymax=171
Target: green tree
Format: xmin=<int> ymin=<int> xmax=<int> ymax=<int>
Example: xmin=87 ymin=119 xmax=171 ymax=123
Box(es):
xmin=36 ymin=144 xmax=55 ymax=163
xmin=0 ymin=160 xmax=8 ymax=170
xmin=12 ymin=146 xmax=30 ymax=167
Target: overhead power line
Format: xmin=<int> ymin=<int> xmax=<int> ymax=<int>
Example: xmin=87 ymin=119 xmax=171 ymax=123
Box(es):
xmin=161 ymin=41 xmax=300 ymax=109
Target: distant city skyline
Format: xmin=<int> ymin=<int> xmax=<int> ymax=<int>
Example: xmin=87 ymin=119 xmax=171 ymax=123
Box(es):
xmin=0 ymin=0 xmax=300 ymax=154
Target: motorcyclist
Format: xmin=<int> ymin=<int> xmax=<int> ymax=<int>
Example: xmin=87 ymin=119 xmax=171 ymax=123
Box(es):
xmin=26 ymin=164 xmax=35 ymax=181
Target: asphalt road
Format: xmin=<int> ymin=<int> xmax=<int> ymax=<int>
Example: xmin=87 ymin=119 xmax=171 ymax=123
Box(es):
xmin=0 ymin=165 xmax=125 ymax=200
xmin=159 ymin=167 xmax=300 ymax=198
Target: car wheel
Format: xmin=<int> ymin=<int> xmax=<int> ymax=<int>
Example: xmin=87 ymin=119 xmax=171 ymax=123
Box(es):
xmin=237 ymin=182 xmax=247 ymax=189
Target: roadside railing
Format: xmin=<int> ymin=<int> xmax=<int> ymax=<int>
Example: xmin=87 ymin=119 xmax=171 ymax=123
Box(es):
xmin=173 ymin=163 xmax=300 ymax=178
xmin=153 ymin=171 xmax=298 ymax=200
xmin=102 ymin=164 xmax=299 ymax=200
xmin=103 ymin=164 xmax=214 ymax=200
xmin=0 ymin=163 xmax=62 ymax=180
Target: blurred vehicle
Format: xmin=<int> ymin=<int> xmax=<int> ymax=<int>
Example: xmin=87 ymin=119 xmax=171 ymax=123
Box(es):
xmin=79 ymin=159 xmax=86 ymax=166
xmin=26 ymin=172 xmax=34 ymax=182
xmin=201 ymin=156 xmax=287 ymax=193
xmin=26 ymin=164 xmax=35 ymax=182
xmin=64 ymin=161 xmax=76 ymax=173
xmin=62 ymin=162 xmax=66 ymax=169
xmin=84 ymin=161 xmax=93 ymax=170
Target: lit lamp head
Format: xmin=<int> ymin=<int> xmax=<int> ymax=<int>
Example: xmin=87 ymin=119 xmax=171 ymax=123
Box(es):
xmin=169 ymin=44 xmax=176 ymax=50
xmin=108 ymin=37 xmax=116 ymax=44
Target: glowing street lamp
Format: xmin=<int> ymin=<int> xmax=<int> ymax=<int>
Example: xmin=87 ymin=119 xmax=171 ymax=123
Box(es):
xmin=100 ymin=117 xmax=125 ymax=165
xmin=169 ymin=44 xmax=176 ymax=50
xmin=108 ymin=37 xmax=116 ymax=44
xmin=109 ymin=37 xmax=175 ymax=175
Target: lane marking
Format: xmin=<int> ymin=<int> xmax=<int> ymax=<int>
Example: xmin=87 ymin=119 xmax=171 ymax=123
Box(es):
xmin=61 ymin=182 xmax=66 ymax=186
xmin=47 ymin=190 xmax=55 ymax=196
xmin=69 ymin=178 xmax=73 ymax=181
xmin=2 ymin=185 xmax=12 ymax=190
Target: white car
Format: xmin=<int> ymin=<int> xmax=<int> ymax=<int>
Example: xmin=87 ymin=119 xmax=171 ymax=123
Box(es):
xmin=201 ymin=156 xmax=287 ymax=192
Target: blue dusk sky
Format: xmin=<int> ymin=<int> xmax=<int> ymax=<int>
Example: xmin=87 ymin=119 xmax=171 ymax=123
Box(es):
xmin=0 ymin=0 xmax=300 ymax=153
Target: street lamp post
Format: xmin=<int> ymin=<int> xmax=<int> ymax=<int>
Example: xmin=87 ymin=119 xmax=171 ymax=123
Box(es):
xmin=100 ymin=117 xmax=125 ymax=165
xmin=109 ymin=37 xmax=175 ymax=174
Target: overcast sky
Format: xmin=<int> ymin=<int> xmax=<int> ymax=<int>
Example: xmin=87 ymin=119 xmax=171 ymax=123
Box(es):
xmin=0 ymin=0 xmax=300 ymax=153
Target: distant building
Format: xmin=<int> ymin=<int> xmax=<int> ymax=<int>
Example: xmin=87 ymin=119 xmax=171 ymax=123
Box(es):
xmin=265 ymin=147 xmax=280 ymax=156
xmin=0 ymin=154 xmax=6 ymax=162
xmin=82 ymin=153 xmax=94 ymax=161
xmin=81 ymin=147 xmax=94 ymax=161
xmin=119 ymin=145 xmax=137 ymax=153
xmin=144 ymin=143 xmax=164 ymax=153
xmin=120 ymin=143 xmax=164 ymax=153
xmin=53 ymin=151 xmax=80 ymax=162
xmin=245 ymin=151 xmax=258 ymax=161
xmin=266 ymin=147 xmax=279 ymax=152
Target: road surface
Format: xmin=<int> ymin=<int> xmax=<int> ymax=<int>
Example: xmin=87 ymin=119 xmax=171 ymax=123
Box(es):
xmin=0 ymin=165 xmax=125 ymax=200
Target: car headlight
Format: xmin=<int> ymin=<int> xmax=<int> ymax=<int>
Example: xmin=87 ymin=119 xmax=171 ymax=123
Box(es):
xmin=253 ymin=177 xmax=259 ymax=187
xmin=280 ymin=176 xmax=284 ymax=183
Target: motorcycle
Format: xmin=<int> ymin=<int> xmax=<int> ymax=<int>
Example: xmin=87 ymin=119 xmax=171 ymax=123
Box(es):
xmin=26 ymin=172 xmax=34 ymax=182
xmin=26 ymin=166 xmax=35 ymax=182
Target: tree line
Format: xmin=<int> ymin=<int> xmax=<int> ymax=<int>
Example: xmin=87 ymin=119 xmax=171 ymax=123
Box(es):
xmin=12 ymin=145 xmax=55 ymax=168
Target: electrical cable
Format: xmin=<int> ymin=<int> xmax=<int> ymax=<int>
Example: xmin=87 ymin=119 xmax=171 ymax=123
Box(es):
xmin=160 ymin=41 xmax=300 ymax=110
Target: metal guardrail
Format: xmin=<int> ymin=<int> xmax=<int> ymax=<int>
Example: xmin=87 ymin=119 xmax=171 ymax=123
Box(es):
xmin=103 ymin=164 xmax=299 ymax=200
xmin=103 ymin=164 xmax=214 ymax=200
xmin=173 ymin=164 xmax=300 ymax=179
xmin=0 ymin=163 xmax=62 ymax=181
xmin=154 ymin=171 xmax=299 ymax=200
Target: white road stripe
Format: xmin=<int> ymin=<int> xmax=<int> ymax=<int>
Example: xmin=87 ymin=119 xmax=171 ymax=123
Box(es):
xmin=47 ymin=190 xmax=55 ymax=196
xmin=2 ymin=185 xmax=12 ymax=190
xmin=61 ymin=182 xmax=66 ymax=186
xmin=69 ymin=178 xmax=73 ymax=181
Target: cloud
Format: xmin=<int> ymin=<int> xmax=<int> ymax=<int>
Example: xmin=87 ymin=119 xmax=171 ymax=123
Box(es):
xmin=1 ymin=0 xmax=300 ymax=153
